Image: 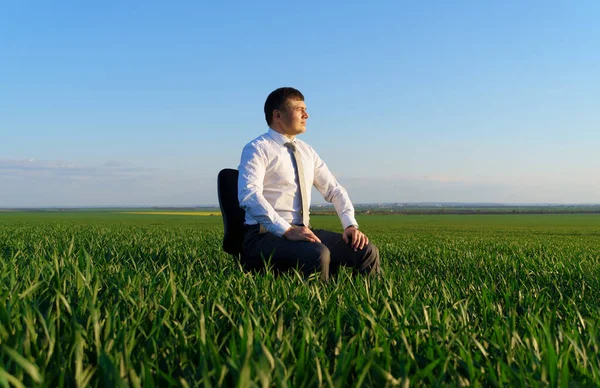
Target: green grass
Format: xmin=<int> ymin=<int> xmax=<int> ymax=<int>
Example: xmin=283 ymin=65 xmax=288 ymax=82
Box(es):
xmin=1 ymin=213 xmax=599 ymax=386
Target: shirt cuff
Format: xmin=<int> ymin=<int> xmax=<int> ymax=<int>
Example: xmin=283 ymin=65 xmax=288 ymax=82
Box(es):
xmin=267 ymin=218 xmax=293 ymax=237
xmin=341 ymin=215 xmax=358 ymax=230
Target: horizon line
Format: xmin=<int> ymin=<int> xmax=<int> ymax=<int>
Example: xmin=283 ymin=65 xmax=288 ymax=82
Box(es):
xmin=2 ymin=202 xmax=600 ymax=210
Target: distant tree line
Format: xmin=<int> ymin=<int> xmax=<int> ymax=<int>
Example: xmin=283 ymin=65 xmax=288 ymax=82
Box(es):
xmin=311 ymin=206 xmax=600 ymax=216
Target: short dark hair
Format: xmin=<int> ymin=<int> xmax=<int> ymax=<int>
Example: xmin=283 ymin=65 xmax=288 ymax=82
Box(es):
xmin=264 ymin=87 xmax=305 ymax=126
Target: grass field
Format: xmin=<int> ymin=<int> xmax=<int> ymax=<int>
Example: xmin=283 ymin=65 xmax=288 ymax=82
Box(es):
xmin=1 ymin=212 xmax=599 ymax=386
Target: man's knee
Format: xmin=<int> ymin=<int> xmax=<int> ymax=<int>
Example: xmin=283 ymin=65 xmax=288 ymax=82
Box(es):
xmin=358 ymin=242 xmax=380 ymax=274
xmin=306 ymin=243 xmax=331 ymax=269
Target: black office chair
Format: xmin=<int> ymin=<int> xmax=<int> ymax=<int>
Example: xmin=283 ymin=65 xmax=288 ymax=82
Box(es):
xmin=217 ymin=168 xmax=246 ymax=258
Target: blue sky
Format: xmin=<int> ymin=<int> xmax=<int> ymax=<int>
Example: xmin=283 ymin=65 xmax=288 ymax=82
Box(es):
xmin=1 ymin=1 xmax=599 ymax=206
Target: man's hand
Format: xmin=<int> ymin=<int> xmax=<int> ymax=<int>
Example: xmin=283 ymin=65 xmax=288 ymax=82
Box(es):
xmin=343 ymin=226 xmax=368 ymax=251
xmin=283 ymin=226 xmax=322 ymax=243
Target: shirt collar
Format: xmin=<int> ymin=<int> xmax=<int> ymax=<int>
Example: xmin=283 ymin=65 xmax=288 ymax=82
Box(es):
xmin=267 ymin=128 xmax=296 ymax=146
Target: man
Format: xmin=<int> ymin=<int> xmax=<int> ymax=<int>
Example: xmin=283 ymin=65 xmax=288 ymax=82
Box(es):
xmin=238 ymin=87 xmax=380 ymax=281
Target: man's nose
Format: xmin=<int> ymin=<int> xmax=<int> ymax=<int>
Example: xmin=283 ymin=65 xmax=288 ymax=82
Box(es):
xmin=303 ymin=111 xmax=309 ymax=119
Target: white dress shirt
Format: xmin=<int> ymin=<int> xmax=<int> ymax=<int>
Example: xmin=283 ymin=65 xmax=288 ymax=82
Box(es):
xmin=238 ymin=128 xmax=358 ymax=237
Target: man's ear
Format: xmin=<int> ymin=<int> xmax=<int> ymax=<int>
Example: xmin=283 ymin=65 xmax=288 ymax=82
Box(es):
xmin=274 ymin=109 xmax=281 ymax=121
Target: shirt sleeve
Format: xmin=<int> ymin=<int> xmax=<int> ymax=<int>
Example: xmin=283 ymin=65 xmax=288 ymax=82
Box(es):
xmin=238 ymin=143 xmax=292 ymax=237
xmin=311 ymin=147 xmax=359 ymax=230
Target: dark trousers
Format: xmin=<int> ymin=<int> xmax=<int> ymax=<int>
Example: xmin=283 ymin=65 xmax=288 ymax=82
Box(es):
xmin=241 ymin=225 xmax=381 ymax=281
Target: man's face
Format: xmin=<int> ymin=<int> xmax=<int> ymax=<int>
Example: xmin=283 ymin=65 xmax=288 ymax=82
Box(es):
xmin=276 ymin=99 xmax=309 ymax=137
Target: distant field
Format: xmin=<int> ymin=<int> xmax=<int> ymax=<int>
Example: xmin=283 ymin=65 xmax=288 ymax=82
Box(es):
xmin=118 ymin=211 xmax=222 ymax=216
xmin=1 ymin=212 xmax=599 ymax=386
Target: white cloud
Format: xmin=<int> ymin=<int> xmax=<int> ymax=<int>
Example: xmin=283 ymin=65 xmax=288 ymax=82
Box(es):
xmin=0 ymin=159 xmax=218 ymax=207
xmin=0 ymin=159 xmax=155 ymax=180
xmin=1 ymin=159 xmax=598 ymax=207
xmin=326 ymin=175 xmax=600 ymax=204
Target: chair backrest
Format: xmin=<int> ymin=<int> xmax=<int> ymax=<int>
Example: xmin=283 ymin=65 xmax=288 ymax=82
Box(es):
xmin=217 ymin=168 xmax=246 ymax=256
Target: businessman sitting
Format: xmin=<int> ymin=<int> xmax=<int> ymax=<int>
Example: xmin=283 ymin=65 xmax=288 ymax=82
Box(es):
xmin=238 ymin=87 xmax=381 ymax=281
